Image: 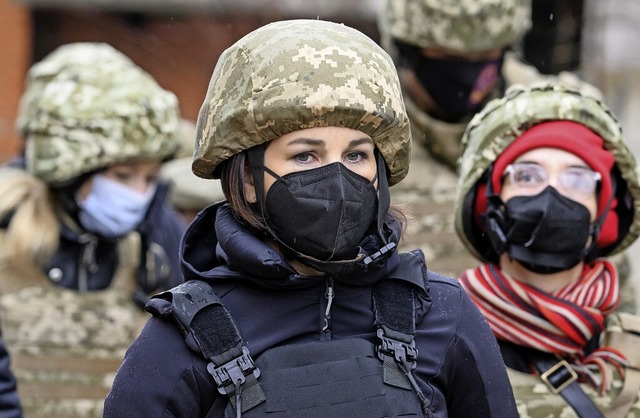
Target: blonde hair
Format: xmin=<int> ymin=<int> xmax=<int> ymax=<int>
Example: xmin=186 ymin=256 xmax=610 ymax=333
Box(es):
xmin=0 ymin=168 xmax=59 ymax=266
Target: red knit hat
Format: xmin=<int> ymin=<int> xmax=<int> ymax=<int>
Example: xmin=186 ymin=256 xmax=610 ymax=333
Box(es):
xmin=475 ymin=120 xmax=618 ymax=247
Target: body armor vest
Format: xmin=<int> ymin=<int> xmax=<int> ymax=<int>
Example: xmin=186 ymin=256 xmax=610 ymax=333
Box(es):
xmin=148 ymin=254 xmax=433 ymax=418
xmin=0 ymin=232 xmax=147 ymax=418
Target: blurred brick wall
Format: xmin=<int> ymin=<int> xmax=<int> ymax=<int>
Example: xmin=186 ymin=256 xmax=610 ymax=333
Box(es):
xmin=1 ymin=7 xmax=378 ymax=163
xmin=31 ymin=10 xmax=266 ymax=122
xmin=0 ymin=0 xmax=31 ymax=162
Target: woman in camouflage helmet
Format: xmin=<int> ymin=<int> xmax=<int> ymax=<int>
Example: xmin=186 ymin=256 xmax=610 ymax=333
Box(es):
xmin=105 ymin=19 xmax=516 ymax=418
xmin=455 ymin=82 xmax=640 ymax=417
xmin=0 ymin=42 xmax=186 ymax=416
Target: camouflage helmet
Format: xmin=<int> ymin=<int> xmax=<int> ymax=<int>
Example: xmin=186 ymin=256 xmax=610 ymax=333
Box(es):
xmin=455 ymin=82 xmax=640 ymax=261
xmin=379 ymin=0 xmax=532 ymax=54
xmin=193 ymin=19 xmax=411 ymax=186
xmin=17 ymin=42 xmax=181 ymax=187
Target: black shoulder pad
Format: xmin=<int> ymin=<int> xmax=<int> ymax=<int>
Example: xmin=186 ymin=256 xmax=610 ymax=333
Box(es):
xmin=146 ymin=280 xmax=222 ymax=338
xmin=386 ymin=250 xmax=432 ymax=323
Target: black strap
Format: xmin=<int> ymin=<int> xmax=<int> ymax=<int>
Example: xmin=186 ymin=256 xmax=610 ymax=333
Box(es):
xmin=372 ymin=255 xmax=433 ymax=417
xmin=148 ymin=281 xmax=265 ymax=415
xmin=530 ymin=353 xmax=604 ymax=418
xmin=374 ymin=279 xmax=416 ymax=392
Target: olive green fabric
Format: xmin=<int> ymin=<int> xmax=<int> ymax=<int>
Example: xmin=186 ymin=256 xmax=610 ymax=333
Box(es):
xmin=0 ymin=230 xmax=147 ymax=417
xmin=507 ymin=312 xmax=640 ymax=417
xmin=17 ymin=42 xmax=181 ymax=186
xmin=193 ymin=19 xmax=411 ymax=186
xmin=455 ymin=82 xmax=640 ymax=260
xmin=378 ymin=0 xmax=532 ymax=54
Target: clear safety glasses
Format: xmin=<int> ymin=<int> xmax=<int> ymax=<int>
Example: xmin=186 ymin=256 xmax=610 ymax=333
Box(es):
xmin=503 ymin=162 xmax=601 ymax=200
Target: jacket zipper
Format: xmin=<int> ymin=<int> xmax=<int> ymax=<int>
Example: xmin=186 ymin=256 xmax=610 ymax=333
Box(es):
xmin=78 ymin=234 xmax=99 ymax=292
xmin=322 ymin=278 xmax=335 ymax=340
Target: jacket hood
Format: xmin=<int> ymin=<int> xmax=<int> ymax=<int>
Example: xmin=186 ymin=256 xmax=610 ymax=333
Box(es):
xmin=179 ymin=203 xmax=402 ymax=289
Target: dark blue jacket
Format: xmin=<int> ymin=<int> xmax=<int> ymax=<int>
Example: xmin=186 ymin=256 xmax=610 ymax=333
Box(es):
xmin=43 ymin=181 xmax=185 ymax=297
xmin=104 ymin=203 xmax=517 ymax=417
xmin=0 ymin=337 xmax=21 ymax=418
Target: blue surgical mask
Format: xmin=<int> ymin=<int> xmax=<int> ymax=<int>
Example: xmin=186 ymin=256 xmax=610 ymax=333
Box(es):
xmin=77 ymin=174 xmax=157 ymax=239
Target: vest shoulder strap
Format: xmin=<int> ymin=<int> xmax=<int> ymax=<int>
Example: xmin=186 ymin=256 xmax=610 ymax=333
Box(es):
xmin=147 ymin=280 xmax=265 ymax=414
xmin=373 ymin=251 xmax=431 ymax=415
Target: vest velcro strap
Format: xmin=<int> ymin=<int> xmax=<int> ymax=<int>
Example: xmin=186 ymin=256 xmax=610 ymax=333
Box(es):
xmin=208 ymin=346 xmax=260 ymax=396
xmin=539 ymin=359 xmax=578 ymax=394
xmin=150 ymin=280 xmax=267 ymax=414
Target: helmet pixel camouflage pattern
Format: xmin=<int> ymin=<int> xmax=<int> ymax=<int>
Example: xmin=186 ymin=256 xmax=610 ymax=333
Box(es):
xmin=193 ymin=19 xmax=411 ymax=186
xmin=455 ymin=82 xmax=640 ymax=260
xmin=379 ymin=0 xmax=532 ymax=54
xmin=17 ymin=42 xmax=181 ymax=186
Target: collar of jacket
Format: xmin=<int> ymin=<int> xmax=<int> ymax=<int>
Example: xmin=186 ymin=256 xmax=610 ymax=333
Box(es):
xmin=179 ymin=202 xmax=403 ymax=289
xmin=44 ymin=180 xmax=172 ymax=292
xmin=44 ymin=222 xmax=119 ymax=291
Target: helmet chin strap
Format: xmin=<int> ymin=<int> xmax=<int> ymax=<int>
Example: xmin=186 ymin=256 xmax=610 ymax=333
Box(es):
xmin=585 ymin=175 xmax=617 ymax=261
xmin=245 ymin=144 xmax=396 ymax=272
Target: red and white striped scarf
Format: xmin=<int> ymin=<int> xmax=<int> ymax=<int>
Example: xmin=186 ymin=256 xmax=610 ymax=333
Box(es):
xmin=460 ymin=261 xmax=627 ymax=393
xmin=459 ymin=261 xmax=619 ymax=356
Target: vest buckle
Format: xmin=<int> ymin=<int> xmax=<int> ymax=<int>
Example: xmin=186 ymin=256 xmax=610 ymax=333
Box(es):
xmin=376 ymin=329 xmax=418 ymax=370
xmin=207 ymin=346 xmax=261 ymax=396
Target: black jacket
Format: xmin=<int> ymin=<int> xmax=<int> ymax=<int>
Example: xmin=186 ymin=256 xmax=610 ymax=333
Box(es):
xmin=104 ymin=203 xmax=517 ymax=417
xmin=0 ymin=336 xmax=21 ymax=418
xmin=43 ymin=181 xmax=186 ymax=300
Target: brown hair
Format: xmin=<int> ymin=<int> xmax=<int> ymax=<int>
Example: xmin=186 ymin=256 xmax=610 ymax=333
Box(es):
xmin=218 ymin=152 xmax=264 ymax=230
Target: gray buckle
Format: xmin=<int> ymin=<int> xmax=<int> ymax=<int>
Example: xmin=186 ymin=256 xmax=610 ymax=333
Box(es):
xmin=376 ymin=329 xmax=418 ymax=369
xmin=207 ymin=346 xmax=260 ymax=396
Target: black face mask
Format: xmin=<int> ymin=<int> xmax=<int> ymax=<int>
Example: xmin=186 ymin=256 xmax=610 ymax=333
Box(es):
xmin=483 ymin=187 xmax=595 ymax=274
xmin=396 ymin=42 xmax=503 ymax=122
xmin=247 ymin=146 xmax=397 ymax=276
xmin=264 ymin=162 xmax=378 ymax=262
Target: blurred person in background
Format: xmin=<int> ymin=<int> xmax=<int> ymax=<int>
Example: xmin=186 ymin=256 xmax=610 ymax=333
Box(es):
xmin=521 ymin=0 xmax=585 ymax=75
xmin=0 ymin=42 xmax=185 ymax=417
xmin=160 ymin=119 xmax=225 ymax=223
xmin=456 ymin=83 xmax=640 ymax=417
xmin=378 ymin=0 xmax=600 ymax=170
